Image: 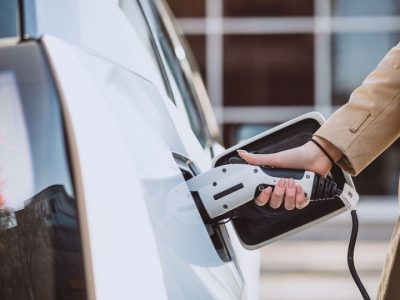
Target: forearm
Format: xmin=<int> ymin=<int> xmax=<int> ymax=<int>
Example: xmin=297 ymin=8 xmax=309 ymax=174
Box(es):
xmin=315 ymin=42 xmax=400 ymax=175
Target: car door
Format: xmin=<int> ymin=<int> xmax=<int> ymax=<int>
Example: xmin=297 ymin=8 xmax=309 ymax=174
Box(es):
xmin=40 ymin=0 xmax=250 ymax=298
xmin=2 ymin=0 xmax=245 ymax=298
xmin=134 ymin=1 xmax=260 ymax=299
xmin=44 ymin=34 xmax=243 ymax=299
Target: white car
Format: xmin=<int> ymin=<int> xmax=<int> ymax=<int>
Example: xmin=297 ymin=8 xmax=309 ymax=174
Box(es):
xmin=1 ymin=1 xmax=355 ymax=299
xmin=0 ymin=0 xmax=260 ymax=299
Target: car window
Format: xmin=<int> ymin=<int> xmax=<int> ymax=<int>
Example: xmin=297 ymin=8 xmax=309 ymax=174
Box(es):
xmin=0 ymin=43 xmax=86 ymax=299
xmin=119 ymin=0 xmax=175 ymax=103
xmin=0 ymin=1 xmax=18 ymax=39
xmin=140 ymin=0 xmax=210 ymax=147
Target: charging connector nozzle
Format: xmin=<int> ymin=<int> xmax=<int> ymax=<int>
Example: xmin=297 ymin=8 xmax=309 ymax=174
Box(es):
xmin=310 ymin=175 xmax=342 ymax=202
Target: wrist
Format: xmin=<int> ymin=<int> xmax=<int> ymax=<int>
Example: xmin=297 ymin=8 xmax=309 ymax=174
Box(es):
xmin=312 ymin=135 xmax=343 ymax=163
xmin=302 ymin=141 xmax=333 ymax=176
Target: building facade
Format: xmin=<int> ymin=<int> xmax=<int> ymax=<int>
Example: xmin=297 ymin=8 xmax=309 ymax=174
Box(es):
xmin=168 ymin=0 xmax=400 ymax=196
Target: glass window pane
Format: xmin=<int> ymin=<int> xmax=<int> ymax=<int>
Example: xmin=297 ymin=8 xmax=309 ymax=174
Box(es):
xmin=120 ymin=0 xmax=174 ymax=102
xmin=224 ymin=34 xmax=314 ymax=106
xmin=0 ymin=43 xmax=86 ymax=299
xmin=145 ymin=1 xmax=210 ymax=146
xmin=0 ymin=1 xmax=18 ymax=39
xmin=332 ymin=32 xmax=400 ymax=105
xmin=185 ymin=35 xmax=206 ymax=82
xmin=167 ymin=0 xmax=205 ymax=17
xmin=332 ymin=0 xmax=400 ymax=16
xmin=224 ymin=0 xmax=314 ymax=17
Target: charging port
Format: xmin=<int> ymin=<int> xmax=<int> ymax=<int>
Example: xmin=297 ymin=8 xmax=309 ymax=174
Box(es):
xmin=173 ymin=153 xmax=235 ymax=262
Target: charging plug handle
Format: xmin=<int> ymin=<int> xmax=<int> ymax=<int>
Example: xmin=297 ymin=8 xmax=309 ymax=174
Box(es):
xmin=310 ymin=174 xmax=341 ymax=201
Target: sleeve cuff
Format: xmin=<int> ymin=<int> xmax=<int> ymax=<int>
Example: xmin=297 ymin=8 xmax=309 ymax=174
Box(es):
xmin=313 ymin=105 xmax=370 ymax=176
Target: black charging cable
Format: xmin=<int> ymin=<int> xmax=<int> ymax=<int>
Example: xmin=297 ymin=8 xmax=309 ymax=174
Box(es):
xmin=348 ymin=210 xmax=370 ymax=300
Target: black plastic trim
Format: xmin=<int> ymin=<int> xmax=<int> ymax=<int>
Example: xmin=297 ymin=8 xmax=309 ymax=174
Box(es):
xmin=173 ymin=152 xmax=235 ymax=262
xmin=214 ymin=118 xmax=347 ymax=247
xmin=214 ymin=183 xmax=244 ymax=200
xmin=260 ymin=167 xmax=304 ymax=180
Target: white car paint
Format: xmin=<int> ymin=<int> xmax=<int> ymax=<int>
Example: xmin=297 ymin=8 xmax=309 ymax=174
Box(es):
xmin=30 ymin=0 xmax=168 ymax=97
xmin=9 ymin=0 xmax=261 ymax=298
xmin=43 ymin=36 xmax=168 ymax=300
xmin=43 ymin=35 xmax=245 ymax=299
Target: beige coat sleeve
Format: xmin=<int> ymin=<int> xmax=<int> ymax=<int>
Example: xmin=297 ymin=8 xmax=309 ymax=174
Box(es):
xmin=315 ymin=43 xmax=400 ymax=176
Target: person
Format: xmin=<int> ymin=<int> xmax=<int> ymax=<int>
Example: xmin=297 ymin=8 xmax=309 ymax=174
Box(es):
xmin=238 ymin=43 xmax=400 ymax=299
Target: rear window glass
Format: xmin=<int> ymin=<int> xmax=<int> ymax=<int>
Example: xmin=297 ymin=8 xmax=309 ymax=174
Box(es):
xmin=0 ymin=43 xmax=86 ymax=299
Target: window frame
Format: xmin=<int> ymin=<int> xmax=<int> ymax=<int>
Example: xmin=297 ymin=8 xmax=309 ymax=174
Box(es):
xmin=119 ymin=0 xmax=176 ymax=104
xmin=138 ymin=0 xmax=221 ymax=148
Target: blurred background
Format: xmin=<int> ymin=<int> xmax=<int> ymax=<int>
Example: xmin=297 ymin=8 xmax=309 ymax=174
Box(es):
xmin=166 ymin=0 xmax=400 ymax=299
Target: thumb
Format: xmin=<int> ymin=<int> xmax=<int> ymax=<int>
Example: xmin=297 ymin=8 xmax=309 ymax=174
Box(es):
xmin=237 ymin=150 xmax=280 ymax=167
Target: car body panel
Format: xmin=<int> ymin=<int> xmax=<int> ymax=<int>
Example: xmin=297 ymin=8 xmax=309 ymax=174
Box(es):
xmin=42 ymin=36 xmax=168 ymax=300
xmin=23 ymin=0 xmax=169 ymax=100
xmin=43 ymin=35 xmax=243 ymax=299
xmin=0 ymin=0 xmax=260 ymax=298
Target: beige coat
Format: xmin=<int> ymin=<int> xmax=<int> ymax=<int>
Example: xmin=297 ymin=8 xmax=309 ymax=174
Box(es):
xmin=315 ymin=43 xmax=400 ymax=299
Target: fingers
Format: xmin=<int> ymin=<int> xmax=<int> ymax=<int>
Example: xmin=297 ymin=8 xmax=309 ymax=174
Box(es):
xmin=255 ymin=186 xmax=272 ymax=206
xmin=269 ymin=178 xmax=286 ymax=209
xmin=284 ymin=179 xmax=296 ymax=210
xmin=254 ymin=179 xmax=308 ymax=211
xmin=295 ymin=185 xmax=307 ymax=209
xmin=237 ymin=146 xmax=330 ymax=175
xmin=237 ymin=149 xmax=279 ymax=167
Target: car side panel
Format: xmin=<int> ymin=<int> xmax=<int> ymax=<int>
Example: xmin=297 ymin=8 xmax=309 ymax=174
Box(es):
xmin=42 ymin=36 xmax=168 ymax=300
xmin=43 ymin=35 xmax=243 ymax=299
xmin=24 ymin=0 xmax=168 ymax=99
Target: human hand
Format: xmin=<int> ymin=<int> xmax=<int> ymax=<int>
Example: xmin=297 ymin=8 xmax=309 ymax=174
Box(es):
xmin=237 ymin=137 xmax=341 ymax=210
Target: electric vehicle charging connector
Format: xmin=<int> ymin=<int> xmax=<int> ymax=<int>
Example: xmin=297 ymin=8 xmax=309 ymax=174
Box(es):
xmin=187 ymin=164 xmax=370 ymax=300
